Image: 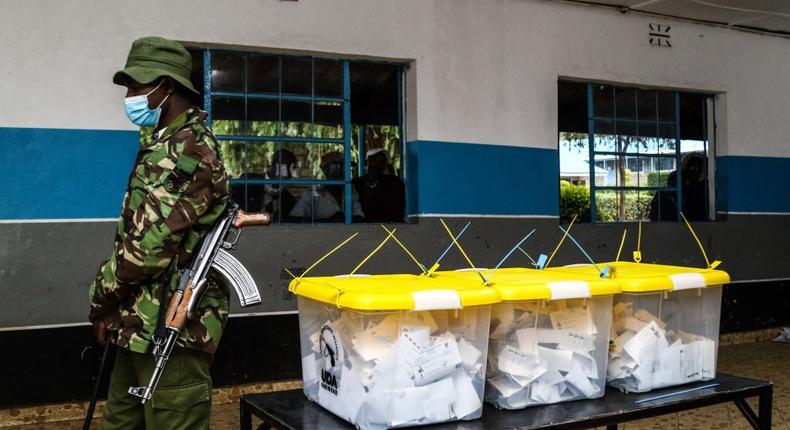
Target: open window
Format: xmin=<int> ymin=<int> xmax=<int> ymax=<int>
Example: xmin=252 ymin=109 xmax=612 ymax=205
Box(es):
xmin=186 ymin=48 xmax=405 ymax=224
xmin=558 ymin=80 xmax=713 ymax=223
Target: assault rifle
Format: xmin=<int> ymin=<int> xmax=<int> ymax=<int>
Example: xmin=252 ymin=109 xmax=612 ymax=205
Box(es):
xmin=128 ymin=203 xmax=269 ymax=403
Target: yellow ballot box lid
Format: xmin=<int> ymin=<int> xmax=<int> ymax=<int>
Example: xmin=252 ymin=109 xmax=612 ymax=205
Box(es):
xmin=430 ymin=268 xmax=620 ymax=301
xmin=289 ymin=273 xmax=500 ymax=311
xmin=547 ymin=261 xmax=730 ymax=293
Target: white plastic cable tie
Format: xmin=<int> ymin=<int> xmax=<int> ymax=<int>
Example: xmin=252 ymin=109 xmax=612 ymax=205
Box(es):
xmin=669 ymin=273 xmax=706 ymax=290
xmin=411 ymin=290 xmax=462 ymax=311
xmin=548 ymin=281 xmax=591 ymax=300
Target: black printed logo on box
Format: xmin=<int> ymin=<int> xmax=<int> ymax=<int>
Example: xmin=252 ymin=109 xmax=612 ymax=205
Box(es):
xmin=319 ymin=324 xmax=342 ymax=395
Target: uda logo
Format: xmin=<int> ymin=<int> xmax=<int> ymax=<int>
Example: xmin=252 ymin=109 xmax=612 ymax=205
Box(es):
xmin=319 ymin=324 xmax=343 ymax=395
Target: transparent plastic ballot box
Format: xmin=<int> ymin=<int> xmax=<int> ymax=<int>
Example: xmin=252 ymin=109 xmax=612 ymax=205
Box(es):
xmin=548 ymin=262 xmax=730 ymax=393
xmin=430 ymin=268 xmax=618 ymax=409
xmin=289 ymin=274 xmax=499 ymax=430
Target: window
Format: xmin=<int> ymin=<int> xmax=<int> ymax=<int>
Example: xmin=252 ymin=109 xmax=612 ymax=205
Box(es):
xmin=186 ymin=48 xmax=405 ymax=224
xmin=558 ymin=81 xmax=712 ymax=223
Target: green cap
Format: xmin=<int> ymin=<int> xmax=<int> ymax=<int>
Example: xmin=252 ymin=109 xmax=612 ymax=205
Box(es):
xmin=113 ymin=36 xmax=199 ymax=94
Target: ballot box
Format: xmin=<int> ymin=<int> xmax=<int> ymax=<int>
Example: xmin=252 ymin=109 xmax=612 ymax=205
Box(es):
xmin=289 ymin=274 xmax=499 ymax=430
xmin=432 ymin=268 xmax=618 ymax=409
xmin=550 ymin=262 xmax=730 ymax=393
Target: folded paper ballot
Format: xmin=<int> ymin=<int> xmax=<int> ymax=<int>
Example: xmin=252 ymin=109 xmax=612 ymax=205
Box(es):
xmin=303 ymin=311 xmax=485 ymax=429
xmin=549 ymin=307 xmax=596 ymax=335
xmin=497 ymin=345 xmax=545 ymax=379
xmin=458 ymin=338 xmax=483 ymax=373
xmin=608 ymin=302 xmax=718 ymax=392
xmin=486 ymin=303 xmax=606 ymax=409
xmin=412 ymin=338 xmax=462 ymax=386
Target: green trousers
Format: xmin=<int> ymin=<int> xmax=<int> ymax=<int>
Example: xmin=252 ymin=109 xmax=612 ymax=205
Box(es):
xmin=102 ymin=346 xmax=213 ymax=430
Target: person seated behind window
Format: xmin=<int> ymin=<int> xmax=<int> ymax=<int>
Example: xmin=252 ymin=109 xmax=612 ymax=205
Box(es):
xmin=353 ymin=148 xmax=405 ymax=222
xmin=290 ymin=151 xmax=363 ymax=222
xmin=648 ymin=171 xmax=678 ymax=221
xmin=648 ymin=152 xmax=708 ymax=222
xmin=229 ymin=149 xmax=298 ymax=221
xmin=680 ymin=152 xmax=707 ymax=221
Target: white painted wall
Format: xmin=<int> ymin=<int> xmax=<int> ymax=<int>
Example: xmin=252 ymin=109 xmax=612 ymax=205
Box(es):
xmin=1 ymin=0 xmax=789 ymax=156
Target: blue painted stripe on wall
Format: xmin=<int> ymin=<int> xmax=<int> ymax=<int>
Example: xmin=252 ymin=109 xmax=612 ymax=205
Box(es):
xmin=407 ymin=140 xmax=559 ymax=216
xmin=4 ymin=130 xmax=787 ymax=220
xmin=0 ymin=127 xmax=139 ymax=219
xmin=716 ymin=155 xmax=790 ymax=213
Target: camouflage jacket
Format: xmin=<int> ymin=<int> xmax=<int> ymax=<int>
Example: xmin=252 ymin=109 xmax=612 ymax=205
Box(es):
xmin=89 ymin=108 xmax=230 ymax=354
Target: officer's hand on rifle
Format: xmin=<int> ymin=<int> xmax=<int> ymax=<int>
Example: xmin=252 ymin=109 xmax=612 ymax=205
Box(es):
xmin=233 ymin=210 xmax=271 ymax=227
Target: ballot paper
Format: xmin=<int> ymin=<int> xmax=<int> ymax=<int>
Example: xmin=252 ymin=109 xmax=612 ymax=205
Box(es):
xmin=572 ymin=351 xmax=599 ymax=380
xmin=402 ymin=311 xmax=439 ymax=334
xmin=486 ymin=301 xmax=607 ymax=408
xmin=353 ymin=332 xmax=393 ymax=362
xmin=698 ymin=339 xmax=716 ymax=378
xmin=608 ymin=305 xmax=719 ymax=392
xmin=335 ymin=311 xmax=362 ymax=335
xmin=412 ymin=337 xmax=462 ymax=386
xmin=310 ymin=331 xmax=321 ymax=353
xmin=634 ymin=309 xmax=668 ymax=330
xmin=680 ymin=341 xmax=705 ymax=382
xmin=423 ymin=377 xmax=455 ymax=422
xmin=612 ymin=330 xmax=635 ymax=353
xmin=622 ymin=316 xmax=648 ymax=333
xmin=359 ymin=394 xmax=390 ymax=427
xmin=458 ymin=338 xmax=483 ymax=371
xmin=497 ymin=345 xmax=545 ymax=379
xmin=319 ymin=365 xmax=365 ymax=422
xmin=516 ymin=327 xmax=538 ymax=353
xmin=536 ymin=368 xmax=565 ymax=386
xmin=623 ymin=321 xmax=661 ymax=365
xmin=371 ymin=332 xmax=422 ymax=381
xmin=530 ymin=379 xmax=564 ymax=404
xmin=490 ymin=304 xmax=515 ymax=338
xmin=612 ymin=301 xmax=634 ymax=318
xmin=302 ymin=308 xmax=493 ymax=429
xmin=493 ymin=389 xmax=529 ymax=409
xmin=566 ymin=360 xmax=599 ymax=397
xmin=366 ymin=313 xmax=401 ymax=339
xmin=458 ymin=309 xmax=480 ymax=337
xmin=389 ymin=385 xmax=431 ymax=426
xmin=549 ymin=307 xmax=596 ymax=335
xmin=338 ymin=365 xmax=368 ymax=421
xmin=513 ymin=307 xmax=537 ymax=324
xmin=302 ymin=354 xmax=318 ymax=385
xmin=608 ymin=357 xmax=628 ymax=380
xmin=556 ymin=330 xmax=596 ymax=353
xmin=400 ymin=325 xmax=431 ymax=349
xmin=653 ymin=343 xmax=682 ymax=386
xmin=451 ymin=368 xmax=482 ymax=419
xmin=538 ymin=346 xmax=573 ymax=373
xmin=488 ymin=373 xmax=522 ymax=398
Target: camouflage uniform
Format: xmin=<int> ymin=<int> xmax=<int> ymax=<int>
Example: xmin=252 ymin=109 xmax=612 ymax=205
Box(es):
xmin=89 ymin=107 xmax=230 ymax=354
xmin=89 ymin=107 xmax=229 ymax=429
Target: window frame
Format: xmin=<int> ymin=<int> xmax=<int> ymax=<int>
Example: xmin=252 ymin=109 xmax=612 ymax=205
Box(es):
xmin=200 ymin=48 xmax=405 ymax=224
xmin=577 ymin=83 xmax=714 ymax=223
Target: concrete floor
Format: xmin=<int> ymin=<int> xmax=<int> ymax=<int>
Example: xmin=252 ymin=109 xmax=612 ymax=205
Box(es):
xmin=4 ymin=340 xmax=788 ymax=429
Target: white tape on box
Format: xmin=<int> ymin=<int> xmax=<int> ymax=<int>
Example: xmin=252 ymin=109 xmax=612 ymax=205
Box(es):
xmin=547 ymin=281 xmax=591 ymax=300
xmin=411 ymin=290 xmax=462 ymax=311
xmin=669 ymin=273 xmax=706 ymax=290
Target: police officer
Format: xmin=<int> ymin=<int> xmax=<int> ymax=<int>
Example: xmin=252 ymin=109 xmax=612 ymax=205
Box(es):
xmin=89 ymin=36 xmax=229 ymax=429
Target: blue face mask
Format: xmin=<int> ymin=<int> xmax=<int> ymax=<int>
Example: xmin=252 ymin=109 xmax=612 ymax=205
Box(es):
xmin=124 ymin=80 xmax=170 ymax=127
